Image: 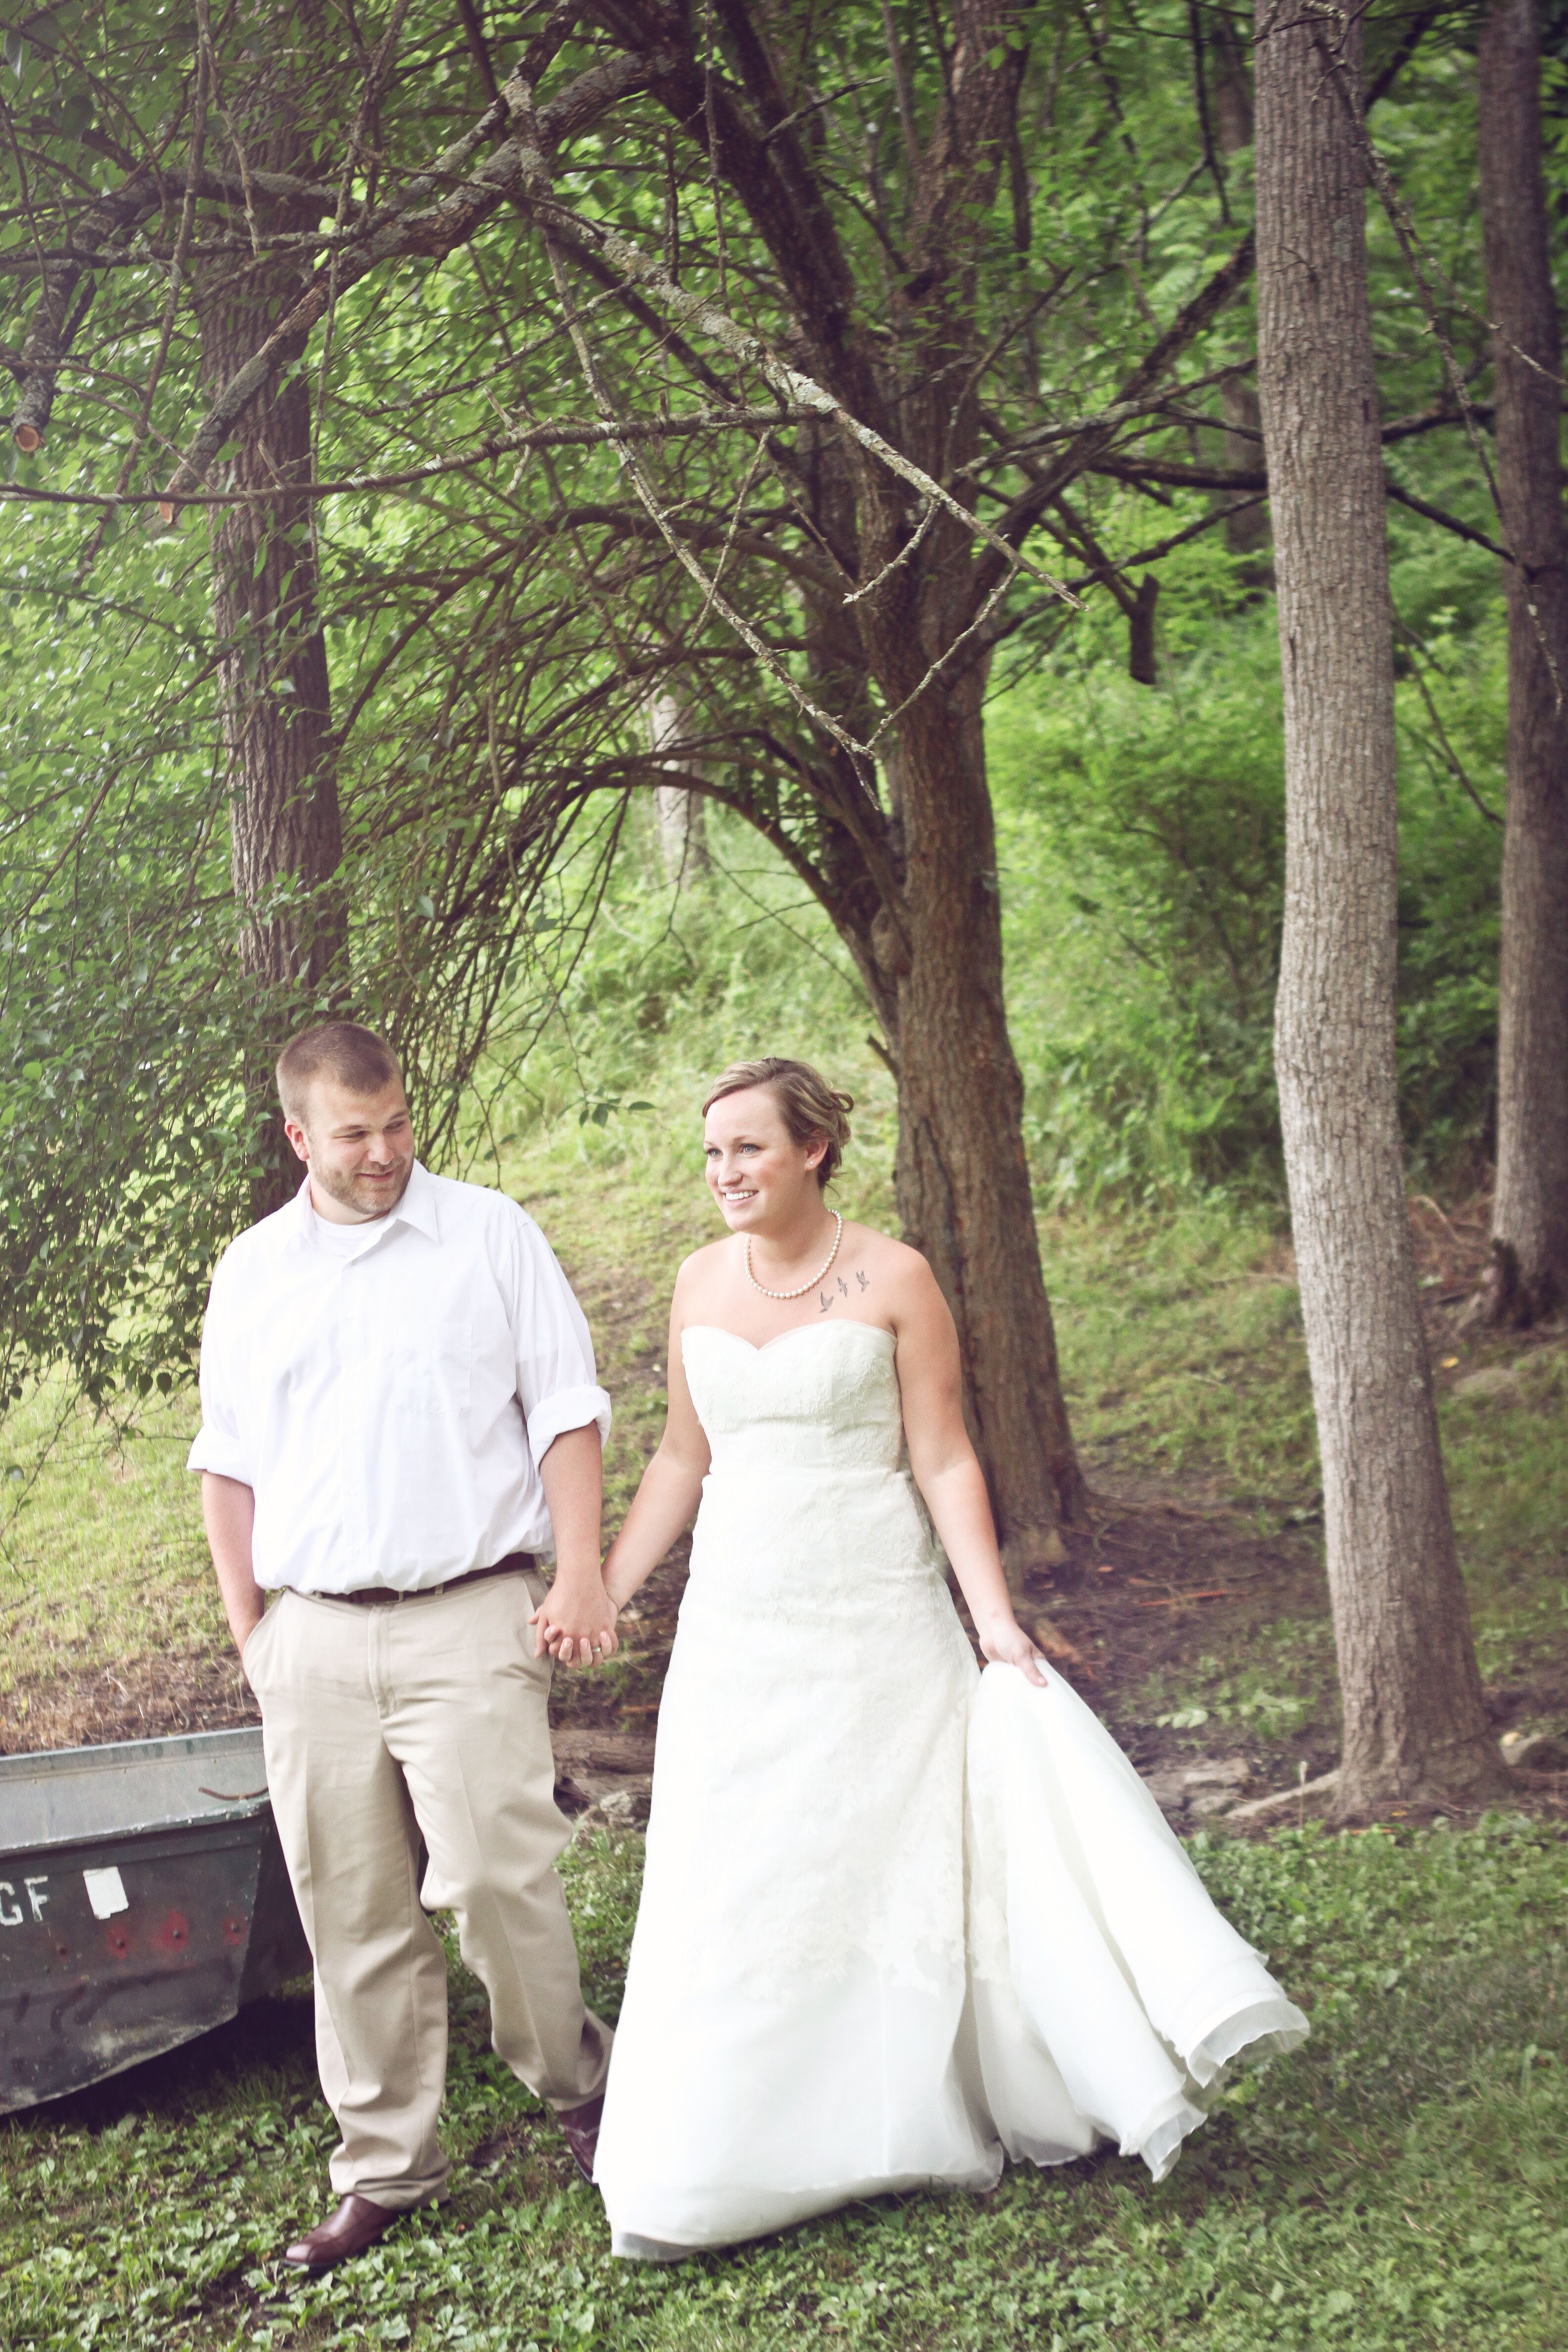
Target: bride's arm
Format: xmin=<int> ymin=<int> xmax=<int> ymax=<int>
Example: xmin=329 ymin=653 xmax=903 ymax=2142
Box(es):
xmin=601 ymin=1295 xmax=711 ymax=1612
xmin=893 ymin=1255 xmax=1048 ymax=1688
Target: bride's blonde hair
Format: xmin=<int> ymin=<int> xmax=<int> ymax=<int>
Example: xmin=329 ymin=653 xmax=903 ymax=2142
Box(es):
xmin=702 ymin=1058 xmax=854 ymax=1190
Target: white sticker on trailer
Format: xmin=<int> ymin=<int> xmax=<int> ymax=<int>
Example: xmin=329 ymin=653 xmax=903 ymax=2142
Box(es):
xmin=82 ymin=1867 xmax=128 ymax=1919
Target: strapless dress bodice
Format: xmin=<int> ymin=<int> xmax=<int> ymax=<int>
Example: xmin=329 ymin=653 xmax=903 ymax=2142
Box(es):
xmin=680 ymin=1320 xmax=904 ymax=1474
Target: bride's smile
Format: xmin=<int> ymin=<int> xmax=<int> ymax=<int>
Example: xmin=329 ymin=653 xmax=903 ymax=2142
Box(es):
xmin=703 ymin=1087 xmax=838 ymax=1271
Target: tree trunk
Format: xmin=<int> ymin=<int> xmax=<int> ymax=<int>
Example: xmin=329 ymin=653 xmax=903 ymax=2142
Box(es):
xmin=886 ymin=663 xmax=1086 ymax=1584
xmin=193 ymin=21 xmax=345 ymax=1218
xmin=1210 ymin=14 xmax=1271 ymax=565
xmin=645 ymin=692 xmax=710 ymax=881
xmin=1253 ymin=8 xmax=1501 ymax=1810
xmin=1478 ymin=0 xmax=1568 ymax=1325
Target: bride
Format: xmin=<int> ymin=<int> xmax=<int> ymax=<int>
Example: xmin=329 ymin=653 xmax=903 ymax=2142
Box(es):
xmin=584 ymin=1057 xmax=1306 ymax=2260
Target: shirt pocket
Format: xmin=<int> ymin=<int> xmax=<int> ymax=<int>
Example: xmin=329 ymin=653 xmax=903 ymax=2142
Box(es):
xmin=383 ymin=1321 xmax=473 ymax=1419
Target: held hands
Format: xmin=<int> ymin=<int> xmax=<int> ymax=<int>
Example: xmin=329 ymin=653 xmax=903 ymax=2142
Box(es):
xmin=529 ymin=1569 xmax=620 ymax=1667
xmin=977 ymin=1612 xmax=1050 ymax=1689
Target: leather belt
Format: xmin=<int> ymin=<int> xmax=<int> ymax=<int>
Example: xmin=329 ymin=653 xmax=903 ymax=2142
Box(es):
xmin=325 ymin=1551 xmax=536 ymax=1607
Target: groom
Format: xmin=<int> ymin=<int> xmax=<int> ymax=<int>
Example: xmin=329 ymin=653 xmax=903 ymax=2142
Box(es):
xmin=190 ymin=1021 xmax=621 ymax=2270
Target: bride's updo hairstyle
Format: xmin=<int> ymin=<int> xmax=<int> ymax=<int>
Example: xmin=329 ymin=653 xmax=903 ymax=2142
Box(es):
xmin=702 ymin=1058 xmax=854 ymax=1190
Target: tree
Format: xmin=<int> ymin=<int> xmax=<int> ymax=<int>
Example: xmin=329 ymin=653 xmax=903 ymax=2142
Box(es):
xmin=644 ymin=693 xmax=710 ymax=880
xmin=1476 ymin=0 xmax=1568 ymax=1326
xmin=1195 ymin=6 xmax=1271 ymax=567
xmin=188 ymin=6 xmax=350 ymax=1213
xmin=1253 ymin=3 xmax=1501 ymax=1810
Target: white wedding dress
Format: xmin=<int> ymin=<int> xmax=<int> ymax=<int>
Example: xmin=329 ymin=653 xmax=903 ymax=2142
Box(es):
xmin=593 ymin=1320 xmax=1307 ymax=2258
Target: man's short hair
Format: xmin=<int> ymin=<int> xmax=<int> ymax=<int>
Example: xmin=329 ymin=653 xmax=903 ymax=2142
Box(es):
xmin=276 ymin=1022 xmax=403 ymax=1123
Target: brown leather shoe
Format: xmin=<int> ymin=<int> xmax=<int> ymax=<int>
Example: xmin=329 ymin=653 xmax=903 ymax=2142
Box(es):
xmin=556 ymin=2093 xmax=604 ymax=2184
xmin=283 ymin=2193 xmax=400 ymax=2271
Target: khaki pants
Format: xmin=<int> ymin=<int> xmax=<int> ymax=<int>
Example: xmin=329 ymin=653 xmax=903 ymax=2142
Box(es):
xmin=243 ymin=1570 xmax=611 ymax=2209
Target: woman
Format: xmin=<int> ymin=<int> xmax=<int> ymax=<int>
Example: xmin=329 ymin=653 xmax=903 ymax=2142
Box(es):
xmin=587 ymin=1057 xmax=1306 ymax=2259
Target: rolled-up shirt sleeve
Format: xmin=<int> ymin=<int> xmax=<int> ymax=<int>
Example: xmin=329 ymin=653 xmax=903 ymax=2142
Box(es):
xmin=185 ymin=1257 xmax=254 ymax=1483
xmin=510 ymin=1211 xmax=612 ymax=1463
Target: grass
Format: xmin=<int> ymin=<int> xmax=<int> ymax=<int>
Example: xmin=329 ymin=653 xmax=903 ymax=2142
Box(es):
xmin=2 ymin=1816 xmax=1563 ymax=2351
xmin=0 ymin=1382 xmax=215 ymax=1710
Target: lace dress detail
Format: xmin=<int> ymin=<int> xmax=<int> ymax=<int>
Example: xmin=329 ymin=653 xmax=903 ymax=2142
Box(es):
xmin=594 ymin=1320 xmax=1308 ymax=2260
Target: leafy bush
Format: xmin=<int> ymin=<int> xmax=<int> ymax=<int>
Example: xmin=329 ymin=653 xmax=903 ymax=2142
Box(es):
xmin=987 ymin=578 xmax=1504 ymax=1208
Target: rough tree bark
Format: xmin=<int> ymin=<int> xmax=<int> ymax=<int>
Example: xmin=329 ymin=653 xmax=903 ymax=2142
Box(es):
xmin=1477 ymin=0 xmax=1568 ymax=1326
xmin=193 ymin=16 xmax=345 ymax=1216
xmin=1253 ymin=7 xmax=1501 ymax=1809
xmin=784 ymin=402 xmax=1087 ymax=1573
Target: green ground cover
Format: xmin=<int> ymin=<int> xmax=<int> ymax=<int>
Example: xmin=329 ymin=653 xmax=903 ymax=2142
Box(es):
xmin=2 ymin=1816 xmax=1563 ymax=2351
xmin=0 ymin=1383 xmax=214 ymax=1706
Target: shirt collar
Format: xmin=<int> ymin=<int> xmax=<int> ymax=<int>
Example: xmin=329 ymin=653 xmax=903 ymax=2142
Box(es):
xmin=386 ymin=1159 xmax=440 ymax=1242
xmin=291 ymin=1159 xmax=440 ymax=1248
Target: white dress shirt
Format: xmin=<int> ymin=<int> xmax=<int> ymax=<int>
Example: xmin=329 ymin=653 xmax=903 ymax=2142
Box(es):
xmin=187 ymin=1163 xmax=611 ymax=1593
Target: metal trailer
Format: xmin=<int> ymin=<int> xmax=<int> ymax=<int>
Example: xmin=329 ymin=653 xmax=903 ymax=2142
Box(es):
xmin=0 ymin=1726 xmax=310 ymax=2113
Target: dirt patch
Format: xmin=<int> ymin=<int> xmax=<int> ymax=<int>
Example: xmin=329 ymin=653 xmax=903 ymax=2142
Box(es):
xmin=1034 ymin=1476 xmax=1334 ymax=1773
xmin=0 ymin=1645 xmax=257 ymax=1757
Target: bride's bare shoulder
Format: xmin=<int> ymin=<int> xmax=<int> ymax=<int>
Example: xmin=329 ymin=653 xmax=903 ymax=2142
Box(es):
xmin=671 ymin=1236 xmax=734 ymax=1305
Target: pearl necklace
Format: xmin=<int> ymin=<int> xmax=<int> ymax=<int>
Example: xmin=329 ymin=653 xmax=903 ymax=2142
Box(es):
xmin=743 ymin=1211 xmax=844 ymax=1299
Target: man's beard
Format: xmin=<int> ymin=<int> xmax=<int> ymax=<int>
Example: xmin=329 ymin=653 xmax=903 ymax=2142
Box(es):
xmin=312 ymin=1157 xmax=414 ymax=1220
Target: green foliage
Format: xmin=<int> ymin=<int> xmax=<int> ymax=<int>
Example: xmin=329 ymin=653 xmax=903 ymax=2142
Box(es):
xmin=462 ymin=821 xmax=876 ymax=1159
xmin=2 ymin=1818 xmax=1562 ymax=2350
xmin=991 ymin=596 xmax=1288 ymax=1203
xmin=986 ymin=555 xmax=1505 ymax=1207
xmin=0 ymin=0 xmax=1528 ymax=1421
xmin=0 ymin=570 xmax=274 ymax=1412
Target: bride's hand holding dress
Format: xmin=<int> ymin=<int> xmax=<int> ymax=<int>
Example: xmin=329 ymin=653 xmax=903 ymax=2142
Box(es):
xmin=878 ymin=1255 xmax=1048 ymax=1688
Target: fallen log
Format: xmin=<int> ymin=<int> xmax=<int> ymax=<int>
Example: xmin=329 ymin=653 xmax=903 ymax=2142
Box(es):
xmin=551 ymin=1729 xmax=657 ymax=1775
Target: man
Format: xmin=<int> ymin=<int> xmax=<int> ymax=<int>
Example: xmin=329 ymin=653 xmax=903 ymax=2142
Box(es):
xmin=190 ymin=1021 xmax=621 ymax=2272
